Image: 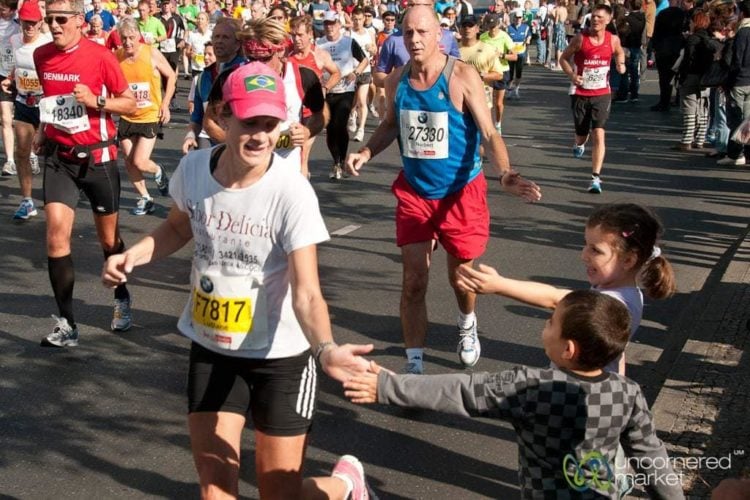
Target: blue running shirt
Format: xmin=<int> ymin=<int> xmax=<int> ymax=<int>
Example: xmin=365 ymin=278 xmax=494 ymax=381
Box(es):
xmin=394 ymin=56 xmax=482 ymax=199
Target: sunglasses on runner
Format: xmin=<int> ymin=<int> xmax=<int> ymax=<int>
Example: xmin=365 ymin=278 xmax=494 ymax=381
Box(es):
xmin=45 ymin=12 xmax=79 ymax=25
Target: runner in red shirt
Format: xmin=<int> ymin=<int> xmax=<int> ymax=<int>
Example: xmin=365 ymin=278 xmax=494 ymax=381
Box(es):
xmin=559 ymin=3 xmax=625 ymax=194
xmin=33 ymin=0 xmax=137 ymax=347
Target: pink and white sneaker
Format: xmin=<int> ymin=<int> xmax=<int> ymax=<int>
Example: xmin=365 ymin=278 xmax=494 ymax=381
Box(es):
xmin=332 ymin=455 xmax=377 ymax=500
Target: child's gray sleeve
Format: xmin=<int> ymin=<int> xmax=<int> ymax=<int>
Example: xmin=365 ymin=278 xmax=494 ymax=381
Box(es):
xmin=621 ymin=387 xmax=686 ymax=500
xmin=376 ymin=370 xmax=518 ymax=418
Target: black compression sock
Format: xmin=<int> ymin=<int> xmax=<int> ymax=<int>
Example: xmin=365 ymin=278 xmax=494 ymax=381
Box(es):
xmin=48 ymin=255 xmax=75 ymax=328
xmin=104 ymin=239 xmax=130 ymax=301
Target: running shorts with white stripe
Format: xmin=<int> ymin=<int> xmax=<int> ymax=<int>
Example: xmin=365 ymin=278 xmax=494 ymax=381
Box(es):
xmin=187 ymin=342 xmax=317 ymax=436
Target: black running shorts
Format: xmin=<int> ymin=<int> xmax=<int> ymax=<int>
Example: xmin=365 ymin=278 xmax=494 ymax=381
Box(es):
xmin=491 ymin=71 xmax=511 ymax=91
xmin=187 ymin=342 xmax=317 ymax=436
xmin=14 ymin=101 xmax=40 ymax=127
xmin=117 ymin=120 xmax=158 ymax=140
xmin=571 ymin=94 xmax=611 ymax=136
xmin=43 ymin=155 xmax=121 ymax=214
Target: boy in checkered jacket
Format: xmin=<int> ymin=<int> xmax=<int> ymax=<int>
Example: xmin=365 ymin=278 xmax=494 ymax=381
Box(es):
xmin=344 ymin=290 xmax=685 ymax=499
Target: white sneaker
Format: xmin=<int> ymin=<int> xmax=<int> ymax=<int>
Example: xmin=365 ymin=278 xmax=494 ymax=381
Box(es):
xmin=717 ymin=156 xmax=746 ymax=166
xmin=1 ymin=161 xmax=16 ymax=176
xmin=368 ymin=102 xmax=379 ymax=118
xmin=347 ymin=112 xmax=358 ymax=133
xmin=30 ymin=154 xmax=40 ymax=175
xmin=353 ymin=128 xmax=364 ymax=142
xmin=457 ymin=322 xmax=481 ymax=368
xmin=329 ymin=163 xmax=343 ymax=181
xmin=41 ymin=315 xmax=79 ymax=347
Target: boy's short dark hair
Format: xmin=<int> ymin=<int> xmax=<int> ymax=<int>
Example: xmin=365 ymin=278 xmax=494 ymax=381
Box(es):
xmin=559 ymin=290 xmax=630 ymax=371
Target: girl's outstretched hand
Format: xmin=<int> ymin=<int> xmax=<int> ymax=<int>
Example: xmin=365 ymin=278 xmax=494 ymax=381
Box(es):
xmin=456 ymin=263 xmax=503 ymax=294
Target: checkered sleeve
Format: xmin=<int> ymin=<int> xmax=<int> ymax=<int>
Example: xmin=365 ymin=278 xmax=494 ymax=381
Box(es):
xmin=620 ymin=383 xmax=685 ymax=500
xmin=376 ymin=369 xmax=526 ymax=419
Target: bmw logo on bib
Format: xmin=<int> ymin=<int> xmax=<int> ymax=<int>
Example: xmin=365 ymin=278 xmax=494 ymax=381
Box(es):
xmin=418 ymin=112 xmax=428 ymax=124
xmin=200 ymin=275 xmax=214 ymax=294
xmin=56 ymin=96 xmax=65 ymax=106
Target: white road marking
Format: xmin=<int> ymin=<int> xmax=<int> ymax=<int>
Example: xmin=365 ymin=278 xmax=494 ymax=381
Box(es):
xmin=331 ymin=224 xmax=361 ymax=236
xmin=502 ymin=134 xmax=534 ymax=140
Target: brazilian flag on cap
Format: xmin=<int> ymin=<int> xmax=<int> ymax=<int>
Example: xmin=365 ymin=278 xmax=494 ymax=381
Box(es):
xmin=244 ymin=75 xmax=277 ymax=92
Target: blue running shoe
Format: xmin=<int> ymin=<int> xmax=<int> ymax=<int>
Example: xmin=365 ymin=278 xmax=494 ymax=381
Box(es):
xmin=111 ymin=297 xmax=133 ymax=331
xmin=588 ymin=177 xmax=602 ymax=194
xmin=573 ymin=144 xmax=585 ymax=158
xmin=13 ymin=199 xmax=37 ymax=220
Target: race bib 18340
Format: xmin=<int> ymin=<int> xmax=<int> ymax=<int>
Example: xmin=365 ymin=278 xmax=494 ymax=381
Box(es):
xmin=399 ymin=109 xmax=449 ymax=159
xmin=39 ymin=94 xmax=91 ymax=134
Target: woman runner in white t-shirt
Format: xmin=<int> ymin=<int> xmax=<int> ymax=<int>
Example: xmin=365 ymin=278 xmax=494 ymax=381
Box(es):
xmin=102 ymin=62 xmax=376 ymax=500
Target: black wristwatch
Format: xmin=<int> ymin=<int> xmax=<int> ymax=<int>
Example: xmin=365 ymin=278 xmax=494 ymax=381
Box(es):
xmin=96 ymin=95 xmax=106 ymax=109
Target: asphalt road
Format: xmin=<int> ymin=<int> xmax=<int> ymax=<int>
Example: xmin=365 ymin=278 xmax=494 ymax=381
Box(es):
xmin=1 ymin=68 xmax=748 ymax=499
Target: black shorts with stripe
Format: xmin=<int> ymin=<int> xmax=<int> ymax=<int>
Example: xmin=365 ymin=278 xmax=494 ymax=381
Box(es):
xmin=187 ymin=342 xmax=317 ymax=436
xmin=43 ymin=155 xmax=120 ymax=214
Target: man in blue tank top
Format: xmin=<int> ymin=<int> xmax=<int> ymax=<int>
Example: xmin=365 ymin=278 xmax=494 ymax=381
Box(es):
xmin=345 ymin=5 xmax=542 ymax=375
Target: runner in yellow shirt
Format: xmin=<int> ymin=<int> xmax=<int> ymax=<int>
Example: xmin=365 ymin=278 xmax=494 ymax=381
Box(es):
xmin=479 ymin=13 xmax=517 ymax=135
xmin=458 ymin=15 xmax=504 ymax=111
xmin=116 ymin=17 xmax=176 ymax=215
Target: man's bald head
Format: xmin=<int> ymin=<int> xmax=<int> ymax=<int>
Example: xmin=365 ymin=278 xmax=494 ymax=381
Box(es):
xmin=403 ymin=5 xmax=439 ymax=29
xmin=402 ymin=5 xmax=442 ymax=63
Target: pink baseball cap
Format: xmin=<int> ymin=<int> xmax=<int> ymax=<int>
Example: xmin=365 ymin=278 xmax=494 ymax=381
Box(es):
xmin=222 ymin=62 xmax=287 ymax=121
